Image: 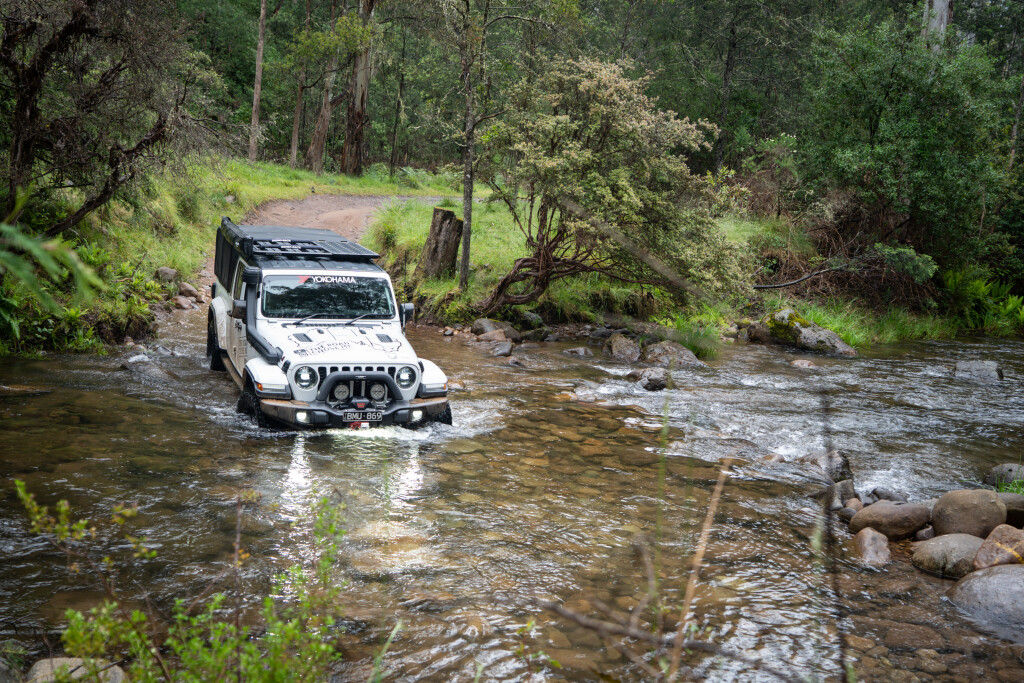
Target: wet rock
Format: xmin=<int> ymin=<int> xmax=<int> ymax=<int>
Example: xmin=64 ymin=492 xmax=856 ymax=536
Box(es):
xmin=882 ymin=622 xmax=945 ymax=651
xmin=839 ymin=507 xmax=858 ymax=522
xmin=912 ymin=533 xmax=984 ymax=578
xmin=589 ymin=326 xmax=615 ymax=339
xmin=872 ymin=487 xmax=908 ymax=503
xmin=641 ymin=341 xmax=705 ymax=369
xmin=954 ymin=360 xmax=1004 ymax=382
xmin=28 ymin=658 xmax=127 ymax=682
xmin=563 ymin=346 xmax=593 ymax=358
xmin=443 ymin=327 xmax=454 ymax=336
xmin=490 ymin=342 xmax=513 ymax=357
xmin=520 ymin=311 xmax=544 ymax=329
xmin=797 ymin=449 xmax=853 ymax=483
xmin=949 ymin=565 xmax=1024 ymax=635
xmin=932 ymin=489 xmax=1006 ymax=538
xmin=471 ymin=318 xmax=521 ymax=342
xmin=846 ymin=498 xmax=864 ymax=512
xmin=521 ymin=327 xmax=550 ymax=342
xmin=854 ymin=527 xmax=891 ymax=566
xmin=997 ymin=492 xmax=1024 ymax=527
xmin=619 ymin=450 xmax=660 ymax=467
xmin=849 ymin=501 xmax=930 ymax=540
xmin=627 ymin=367 xmax=669 ymax=391
xmin=604 ymin=332 xmax=641 ymax=362
xmin=154 ymin=266 xmax=178 ymax=282
xmin=974 ymin=524 xmax=1024 ymax=570
xmin=747 ymin=308 xmax=857 ymax=356
xmin=477 ymin=329 xmax=507 ymax=343
xmin=171 ymin=295 xmax=192 ymax=310
xmin=179 ymin=282 xmax=200 ymax=298
xmin=506 ymin=356 xmax=524 ymax=367
xmin=985 ymin=463 xmax=1024 ymax=487
xmin=915 ymin=526 xmax=936 ymax=541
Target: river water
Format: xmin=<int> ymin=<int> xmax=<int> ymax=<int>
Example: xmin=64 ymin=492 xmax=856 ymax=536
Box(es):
xmin=1 ymin=309 xmax=1023 ymax=681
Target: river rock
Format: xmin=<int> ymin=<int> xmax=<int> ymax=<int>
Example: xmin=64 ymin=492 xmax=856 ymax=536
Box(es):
xmin=916 ymin=526 xmax=936 ymax=541
xmin=839 ymin=507 xmax=857 ymax=522
xmin=171 ymin=295 xmax=192 ymax=310
xmin=641 ymin=341 xmax=705 ymax=369
xmin=954 ymin=360 xmax=1003 ymax=382
xmin=471 ymin=318 xmax=521 ymax=343
xmin=846 ymin=498 xmax=864 ymax=512
xmin=997 ymin=492 xmax=1024 ymax=527
xmin=949 ymin=565 xmax=1024 ymax=635
xmin=854 ymin=527 xmax=891 ymax=566
xmin=797 ymin=449 xmax=853 ymax=483
xmin=790 ymin=359 xmax=816 ymax=368
xmin=912 ymin=534 xmax=984 ymax=578
xmin=0 ymin=660 xmax=15 ymax=683
xmin=629 ymin=367 xmax=668 ymax=391
xmin=27 ymin=658 xmax=127 ymax=682
xmin=871 ymin=487 xmax=907 ymax=503
xmin=849 ymin=501 xmax=930 ymax=540
xmin=154 ymin=266 xmax=178 ymax=282
xmin=521 ymin=327 xmax=550 ymax=342
xmin=179 ymin=282 xmax=200 ymax=299
xmin=520 ymin=311 xmax=544 ymax=329
xmin=984 ymin=463 xmax=1024 ymax=487
xmin=973 ymin=524 xmax=1024 ymax=570
xmin=604 ymin=332 xmax=641 ymax=362
xmin=746 ymin=308 xmax=857 ymax=356
xmin=932 ymin=489 xmax=1006 ymax=538
xmin=477 ymin=329 xmax=507 ymax=343
xmin=563 ymin=347 xmax=593 ymax=358
xmin=490 ymin=342 xmax=513 ymax=357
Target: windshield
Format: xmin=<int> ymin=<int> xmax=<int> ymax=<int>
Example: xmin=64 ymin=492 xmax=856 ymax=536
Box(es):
xmin=261 ymin=274 xmax=395 ymax=320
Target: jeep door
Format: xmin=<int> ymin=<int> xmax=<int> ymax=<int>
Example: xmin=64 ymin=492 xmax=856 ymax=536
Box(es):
xmin=227 ymin=263 xmax=249 ymax=371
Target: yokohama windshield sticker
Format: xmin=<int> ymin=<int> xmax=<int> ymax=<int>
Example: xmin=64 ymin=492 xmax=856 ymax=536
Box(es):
xmin=298 ymin=275 xmax=358 ymax=284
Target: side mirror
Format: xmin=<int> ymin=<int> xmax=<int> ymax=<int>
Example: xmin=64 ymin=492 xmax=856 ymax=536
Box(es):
xmin=400 ymin=303 xmax=414 ymax=327
xmin=230 ymin=300 xmax=247 ymax=319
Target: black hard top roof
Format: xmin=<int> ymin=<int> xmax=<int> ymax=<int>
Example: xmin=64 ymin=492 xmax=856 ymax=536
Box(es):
xmin=220 ymin=217 xmax=382 ymax=273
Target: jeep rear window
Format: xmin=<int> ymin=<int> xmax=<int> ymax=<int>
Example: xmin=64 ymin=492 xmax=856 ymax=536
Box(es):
xmin=261 ymin=275 xmax=396 ymax=320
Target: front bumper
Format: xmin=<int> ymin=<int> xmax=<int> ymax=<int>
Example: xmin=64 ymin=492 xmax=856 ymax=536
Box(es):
xmin=259 ymin=395 xmax=448 ymax=428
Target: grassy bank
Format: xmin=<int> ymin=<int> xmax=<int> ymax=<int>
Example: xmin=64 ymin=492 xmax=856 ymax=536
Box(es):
xmin=1 ymin=160 xmax=458 ymax=355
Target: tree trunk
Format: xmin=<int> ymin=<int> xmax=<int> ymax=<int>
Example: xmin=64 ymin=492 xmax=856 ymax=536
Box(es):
xmin=304 ymin=2 xmax=340 ymax=174
xmin=388 ymin=27 xmax=406 ymax=177
xmin=340 ymin=0 xmax=376 ymax=176
xmin=1008 ymin=72 xmax=1024 ymax=172
xmin=458 ymin=61 xmax=475 ymax=291
xmin=922 ymin=0 xmax=953 ymax=48
xmin=713 ymin=21 xmax=737 ymax=174
xmin=248 ymin=0 xmax=268 ymax=161
xmin=289 ymin=0 xmax=312 ymax=169
xmin=415 ymin=207 xmax=464 ymax=280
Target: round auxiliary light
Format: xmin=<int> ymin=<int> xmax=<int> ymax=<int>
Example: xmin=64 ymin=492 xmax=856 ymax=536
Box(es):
xmin=369 ymin=382 xmax=386 ymax=401
xmin=396 ymin=366 xmax=415 ymax=389
xmin=294 ymin=366 xmax=317 ymax=389
xmin=333 ymin=383 xmax=350 ymax=401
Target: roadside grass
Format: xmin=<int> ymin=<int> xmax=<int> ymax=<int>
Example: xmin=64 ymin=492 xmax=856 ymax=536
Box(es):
xmin=715 ymin=214 xmax=765 ymax=244
xmin=363 ymin=199 xmax=675 ymax=325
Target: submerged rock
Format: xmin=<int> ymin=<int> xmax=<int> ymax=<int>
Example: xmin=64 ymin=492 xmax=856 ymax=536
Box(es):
xmin=747 ymin=308 xmax=857 ymax=356
xmin=849 ymin=501 xmax=930 ymax=540
xmin=949 ymin=565 xmax=1024 ymax=635
xmin=797 ymin=449 xmax=854 ymax=483
xmin=790 ymin=359 xmax=816 ymax=368
xmin=604 ymin=332 xmax=641 ymax=362
xmin=853 ymin=527 xmax=890 ymax=567
xmin=954 ymin=360 xmax=1003 ymax=382
xmin=490 ymin=342 xmax=513 ymax=357
xmin=973 ymin=524 xmax=1024 ymax=571
xmin=984 ymin=463 xmax=1024 ymax=487
xmin=628 ymin=367 xmax=668 ymax=391
xmin=563 ymin=347 xmax=593 ymax=358
xmin=641 ymin=341 xmax=705 ymax=369
xmin=932 ymin=489 xmax=1006 ymax=538
xmin=912 ymin=534 xmax=984 ymax=578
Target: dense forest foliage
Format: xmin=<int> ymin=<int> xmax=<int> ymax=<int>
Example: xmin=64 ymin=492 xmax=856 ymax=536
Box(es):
xmin=1 ymin=0 xmax=1022 ymax=351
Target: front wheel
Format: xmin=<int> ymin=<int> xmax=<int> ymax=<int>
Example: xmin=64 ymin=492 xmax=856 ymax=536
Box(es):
xmin=207 ymin=312 xmax=226 ymax=372
xmin=237 ymin=382 xmax=270 ymax=428
xmin=433 ymin=403 xmax=453 ymax=425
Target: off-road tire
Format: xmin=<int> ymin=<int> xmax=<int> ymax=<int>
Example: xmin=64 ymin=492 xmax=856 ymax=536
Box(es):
xmin=433 ymin=403 xmax=453 ymax=425
xmin=207 ymin=312 xmax=226 ymax=371
xmin=237 ymin=382 xmax=270 ymax=428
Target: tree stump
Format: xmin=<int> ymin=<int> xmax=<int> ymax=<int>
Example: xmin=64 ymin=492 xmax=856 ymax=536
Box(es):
xmin=415 ymin=207 xmax=464 ymax=280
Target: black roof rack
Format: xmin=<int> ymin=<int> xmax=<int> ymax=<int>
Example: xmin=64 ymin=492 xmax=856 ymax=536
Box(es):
xmin=220 ymin=217 xmax=379 ymax=263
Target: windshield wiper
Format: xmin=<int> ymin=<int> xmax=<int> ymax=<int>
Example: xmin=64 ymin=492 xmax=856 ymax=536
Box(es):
xmin=344 ymin=313 xmax=372 ymax=326
xmin=284 ymin=312 xmax=329 ymax=327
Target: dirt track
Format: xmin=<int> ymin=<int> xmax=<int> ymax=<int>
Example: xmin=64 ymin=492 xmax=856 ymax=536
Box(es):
xmin=241 ymin=193 xmax=438 ymax=242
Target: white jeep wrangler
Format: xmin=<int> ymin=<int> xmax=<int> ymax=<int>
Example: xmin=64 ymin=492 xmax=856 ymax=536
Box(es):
xmin=207 ymin=217 xmax=451 ymax=429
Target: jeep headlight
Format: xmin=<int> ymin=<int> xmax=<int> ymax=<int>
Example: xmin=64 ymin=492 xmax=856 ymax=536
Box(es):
xmin=396 ymin=366 xmax=416 ymax=389
xmin=294 ymin=366 xmax=318 ymax=389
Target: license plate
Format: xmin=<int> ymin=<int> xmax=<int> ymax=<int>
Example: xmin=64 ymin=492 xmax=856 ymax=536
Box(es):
xmin=344 ymin=411 xmax=382 ymax=422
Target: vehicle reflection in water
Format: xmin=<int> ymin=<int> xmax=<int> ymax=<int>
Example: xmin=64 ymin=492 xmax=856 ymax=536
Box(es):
xmin=1 ymin=309 xmax=1023 ymax=681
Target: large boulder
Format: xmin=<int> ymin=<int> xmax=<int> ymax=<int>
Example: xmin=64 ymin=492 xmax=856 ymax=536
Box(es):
xmin=471 ymin=318 xmax=521 ymax=343
xmin=911 ymin=534 xmax=984 ymax=579
xmin=746 ymin=308 xmax=857 ymax=356
xmin=931 ymin=489 xmax=1006 ymax=538
xmin=973 ymin=524 xmax=1024 ymax=571
xmin=796 ymin=449 xmax=853 ymax=483
xmin=604 ymin=332 xmax=641 ymax=362
xmin=984 ymin=463 xmax=1024 ymax=487
xmin=954 ymin=360 xmax=1003 ymax=382
xmin=641 ymin=341 xmax=705 ymax=369
xmin=949 ymin=565 xmax=1024 ymax=636
xmin=997 ymin=492 xmax=1024 ymax=528
xmin=849 ymin=501 xmax=930 ymax=540
xmin=27 ymin=658 xmax=127 ymax=682
xmin=853 ymin=527 xmax=890 ymax=567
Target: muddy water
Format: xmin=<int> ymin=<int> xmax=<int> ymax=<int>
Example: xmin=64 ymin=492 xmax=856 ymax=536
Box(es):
xmin=2 ymin=311 xmax=1024 ymax=681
